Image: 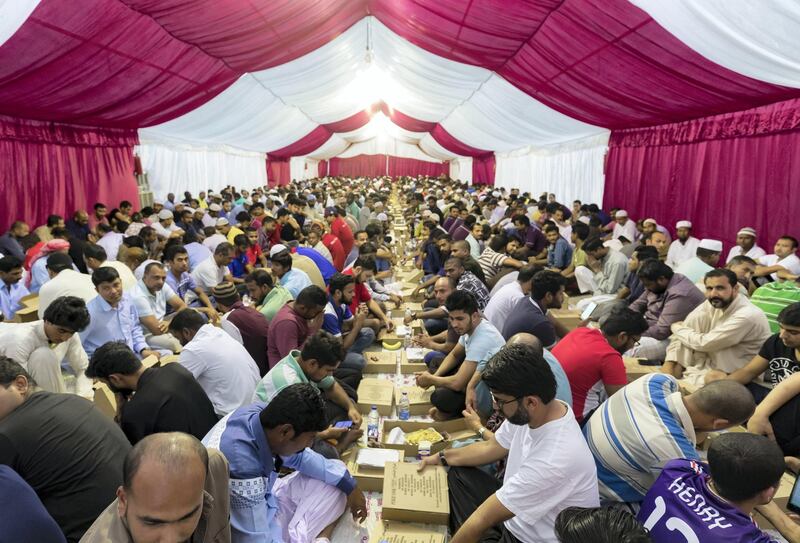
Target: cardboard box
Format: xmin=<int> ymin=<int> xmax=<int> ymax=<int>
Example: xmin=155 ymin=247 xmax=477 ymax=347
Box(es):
xmin=357 ymin=378 xmax=395 ymax=416
xmin=402 ymin=350 xmax=429 ymax=370
xmin=382 ymin=419 xmax=477 ymax=456
xmin=160 ymin=354 xmax=180 ymax=365
xmin=347 ymin=449 xmax=404 ymax=492
xmin=379 ymin=318 xmax=423 ymax=341
xmin=382 ymin=462 xmax=449 ymax=525
xmin=93 ymin=383 xmax=117 ymax=420
xmin=395 ymin=385 xmax=433 ymax=416
xmin=549 ymin=308 xmax=583 ymax=331
xmin=365 ymin=351 xmax=400 ymax=373
xmin=369 ymin=521 xmax=446 ymax=543
xmin=623 ymin=357 xmax=660 ymax=382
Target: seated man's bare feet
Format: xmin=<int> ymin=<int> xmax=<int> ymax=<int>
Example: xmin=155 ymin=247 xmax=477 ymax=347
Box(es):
xmin=429 ymin=407 xmax=453 ymax=421
xmin=785 ymin=456 xmax=800 ymax=474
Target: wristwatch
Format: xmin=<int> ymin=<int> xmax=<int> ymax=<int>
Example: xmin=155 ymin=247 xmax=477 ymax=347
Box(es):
xmin=438 ymin=451 xmax=449 ymax=467
xmin=478 ymin=426 xmax=487 ymax=439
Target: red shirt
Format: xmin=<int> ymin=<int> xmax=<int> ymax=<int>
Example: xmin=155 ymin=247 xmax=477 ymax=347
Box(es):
xmin=322 ymin=233 xmax=346 ymax=271
xmin=343 ymin=268 xmax=370 ymax=314
xmin=330 ymin=217 xmax=354 ymax=257
xmin=551 ymin=327 xmax=627 ymax=424
xmin=245 ymin=244 xmax=263 ymax=265
xmin=267 ymin=304 xmax=310 ymax=368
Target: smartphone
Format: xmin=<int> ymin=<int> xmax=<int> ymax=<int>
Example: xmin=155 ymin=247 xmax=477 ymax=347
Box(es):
xmin=334 ymin=420 xmax=353 ymax=429
xmin=789 ymin=475 xmax=800 ymax=514
xmin=580 ymin=302 xmax=598 ymax=321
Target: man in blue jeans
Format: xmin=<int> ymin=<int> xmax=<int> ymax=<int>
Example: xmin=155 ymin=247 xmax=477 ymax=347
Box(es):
xmin=323 ymin=273 xmax=375 ymax=372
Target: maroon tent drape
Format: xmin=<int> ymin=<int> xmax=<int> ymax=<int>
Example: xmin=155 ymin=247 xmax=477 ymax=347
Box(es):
xmin=266 ymin=159 xmax=291 ymax=187
xmin=604 ymin=98 xmax=800 ymax=254
xmin=0 ymin=116 xmax=138 ymax=230
xmin=387 ymin=157 xmax=448 ymax=177
xmin=318 ymin=161 xmax=328 ymax=177
xmin=328 ymin=155 xmax=388 ymax=177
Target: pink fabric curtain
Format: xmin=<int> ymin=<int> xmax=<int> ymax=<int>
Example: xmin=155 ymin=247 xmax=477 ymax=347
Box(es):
xmin=604 ymin=97 xmax=800 ymax=254
xmin=0 ymin=116 xmax=139 ymax=230
xmin=387 ymin=157 xmax=447 ymax=177
xmin=328 ymin=155 xmax=388 ymax=177
xmin=266 ymin=159 xmax=291 ymax=187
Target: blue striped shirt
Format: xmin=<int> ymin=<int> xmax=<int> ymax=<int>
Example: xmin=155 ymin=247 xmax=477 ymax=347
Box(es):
xmin=583 ymin=373 xmax=698 ymax=503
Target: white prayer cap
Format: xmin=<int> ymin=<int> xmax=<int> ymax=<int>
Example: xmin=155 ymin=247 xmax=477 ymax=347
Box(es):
xmin=737 ymin=227 xmax=757 ymax=238
xmin=422 ymin=210 xmax=432 ymax=218
xmin=209 ymin=203 xmax=222 ymax=211
xmin=194 ymin=208 xmax=206 ymax=215
xmin=643 ymin=218 xmax=657 ymax=226
xmin=157 ymin=209 xmax=173 ymax=220
xmin=491 ymin=191 xmax=501 ymax=198
xmin=215 ymin=218 xmax=229 ymax=227
xmin=604 ymin=239 xmax=623 ymax=252
xmin=698 ymin=239 xmax=723 ymax=252
xmin=676 ymin=220 xmax=692 ymax=229
xmin=269 ymin=244 xmax=288 ymax=258
xmin=615 ymin=210 xmax=628 ymax=218
xmin=578 ymin=216 xmax=591 ymax=225
xmin=185 ymin=207 xmax=196 ymax=213
xmin=377 ymin=212 xmax=388 ymax=221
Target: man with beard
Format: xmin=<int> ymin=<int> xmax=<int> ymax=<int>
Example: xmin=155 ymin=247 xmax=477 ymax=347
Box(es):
xmin=665 ymin=220 xmax=699 ymax=268
xmin=416 ymin=343 xmax=598 ymax=542
xmin=85 ymin=341 xmax=217 ymax=445
xmin=662 ymin=269 xmax=771 ymax=386
xmin=725 ymin=226 xmax=766 ymax=264
xmin=322 ymin=273 xmax=375 ymax=372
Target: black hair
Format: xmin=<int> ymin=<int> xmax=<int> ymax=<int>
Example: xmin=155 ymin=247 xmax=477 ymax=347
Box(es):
xmin=214 ymin=242 xmax=234 ymax=256
xmin=571 ymin=222 xmax=590 ymax=241
xmin=482 ymin=344 xmax=556 ymax=403
xmin=270 ymin=251 xmax=293 ymax=269
xmin=633 ymin=245 xmax=659 ymax=262
xmin=168 ymin=308 xmax=207 ymax=334
xmin=599 ymin=307 xmax=649 ymax=337
xmin=83 ymin=243 xmax=108 ymax=262
xmin=704 ymin=268 xmax=738 ymax=288
xmin=91 ymin=266 xmax=120 ymax=286
xmin=143 ymin=262 xmax=164 ymax=276
xmin=85 ymin=341 xmax=142 ymax=379
xmin=358 ymin=242 xmax=377 ymax=256
xmin=277 ymin=208 xmax=292 ymax=218
xmin=46 ymin=214 xmax=63 ymax=227
xmin=233 ymin=234 xmax=249 ymax=248
xmin=727 ymin=255 xmax=757 ymax=268
xmin=708 ymin=433 xmax=785 ymax=502
xmin=235 ymin=211 xmax=251 ymax=223
xmin=637 ymin=259 xmax=674 ymax=282
xmin=489 ymin=233 xmax=509 ymax=252
xmin=301 ymin=331 xmax=344 ymax=367
xmin=258 ymin=383 xmax=327 ymax=434
xmin=328 ymin=273 xmax=355 ymax=297
xmin=0 ymin=356 xmax=35 ymax=388
xmin=163 ymin=244 xmax=188 ymax=262
xmin=353 ymin=255 xmax=377 ymax=272
xmin=45 ymin=253 xmax=74 ymax=273
xmin=0 ymin=256 xmax=22 ymax=273
xmin=365 ymin=223 xmax=382 ymax=240
xmin=245 ymin=269 xmax=275 ymax=288
xmin=778 ymin=302 xmax=800 ymax=328
xmin=555 ymin=507 xmax=651 ymax=543
xmin=295 ymin=285 xmax=327 ymax=308
xmin=444 ymin=290 xmax=479 ymax=315
xmin=780 ymin=235 xmax=799 ymax=249
xmin=43 ymin=296 xmax=91 ymax=332
xmin=94 ymin=202 xmax=107 ymax=211
xmin=517 ymin=265 xmax=540 ymax=284
xmin=582 ymin=237 xmax=605 ymax=253
xmin=531 ymin=270 xmax=566 ymax=301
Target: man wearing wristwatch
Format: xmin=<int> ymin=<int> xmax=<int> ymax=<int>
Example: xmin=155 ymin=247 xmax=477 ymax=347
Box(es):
xmin=417 ymin=343 xmax=598 ymax=543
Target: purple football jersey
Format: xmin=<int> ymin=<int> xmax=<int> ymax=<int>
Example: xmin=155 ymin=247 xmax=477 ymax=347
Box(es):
xmin=637 ymin=459 xmax=777 ymax=543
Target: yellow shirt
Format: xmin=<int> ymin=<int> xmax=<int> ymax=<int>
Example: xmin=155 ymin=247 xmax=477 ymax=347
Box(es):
xmin=226 ymin=226 xmax=245 ymax=244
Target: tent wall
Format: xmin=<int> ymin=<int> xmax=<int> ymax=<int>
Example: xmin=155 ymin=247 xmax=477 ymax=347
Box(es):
xmin=604 ymin=97 xmax=800 ymax=256
xmin=449 ymin=157 xmax=473 ymax=183
xmin=1 ymin=116 xmax=138 ymax=230
xmin=327 ymin=155 xmax=447 ymax=178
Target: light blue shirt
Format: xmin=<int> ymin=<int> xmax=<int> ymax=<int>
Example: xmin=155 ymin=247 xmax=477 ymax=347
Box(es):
xmin=544 ymin=348 xmax=573 ymax=408
xmin=29 ymin=258 xmax=51 ymax=294
xmin=279 ymin=268 xmax=312 ymax=298
xmin=80 ymin=293 xmax=148 ymax=357
xmin=0 ymin=281 xmax=29 ymax=320
xmin=460 ymin=320 xmax=506 ymax=418
xmin=184 ymin=242 xmax=212 ymax=272
xmin=202 ymin=402 xmax=355 ymax=543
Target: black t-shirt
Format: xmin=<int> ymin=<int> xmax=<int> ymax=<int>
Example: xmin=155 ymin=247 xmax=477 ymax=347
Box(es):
xmin=501 ymin=297 xmax=556 ymax=347
xmin=121 ymin=364 xmax=219 ymax=445
xmin=281 ymin=223 xmax=298 ymax=242
xmin=0 ymin=392 xmax=131 ymax=542
xmin=759 ymin=334 xmax=800 ymax=387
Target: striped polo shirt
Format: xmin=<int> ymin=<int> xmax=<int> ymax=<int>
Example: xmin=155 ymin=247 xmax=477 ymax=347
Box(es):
xmin=583 ymin=373 xmax=699 ymax=503
xmin=252 ymin=349 xmax=334 ymax=403
xmin=751 ymin=282 xmax=800 ymax=333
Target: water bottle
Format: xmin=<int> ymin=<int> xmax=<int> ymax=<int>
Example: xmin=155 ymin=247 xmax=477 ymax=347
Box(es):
xmin=403 ymin=330 xmax=412 ymax=349
xmin=367 ymin=406 xmax=380 ymax=442
xmin=398 ymin=392 xmax=410 ymax=421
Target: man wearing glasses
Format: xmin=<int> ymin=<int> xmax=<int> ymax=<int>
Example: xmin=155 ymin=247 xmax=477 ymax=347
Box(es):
xmin=417 ymin=343 xmax=599 ymax=543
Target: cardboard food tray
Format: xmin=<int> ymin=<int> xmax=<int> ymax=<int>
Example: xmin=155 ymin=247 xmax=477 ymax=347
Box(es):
xmin=395 ymin=385 xmax=434 ymax=416
xmin=382 ymin=462 xmax=450 ymax=525
xmin=365 ymin=351 xmax=400 ymax=373
xmin=356 ymin=378 xmax=395 ymax=416
xmin=382 ymin=419 xmax=477 ymax=456
xmin=347 ymin=449 xmax=404 ymax=492
xmin=369 ymin=521 xmax=446 ymax=543
xmin=623 ymin=356 xmax=660 ymax=382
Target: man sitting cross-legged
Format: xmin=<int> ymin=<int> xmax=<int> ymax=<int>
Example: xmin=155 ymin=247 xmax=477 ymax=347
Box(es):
xmin=252 ymin=330 xmax=363 ymax=453
xmin=322 ymin=273 xmax=376 ymax=373
xmin=202 ymin=383 xmax=367 ymax=543
xmin=415 ymin=290 xmax=506 ymax=420
xmin=417 ymin=343 xmax=598 ymax=543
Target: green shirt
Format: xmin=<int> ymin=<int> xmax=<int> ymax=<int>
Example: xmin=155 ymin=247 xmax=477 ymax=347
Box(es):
xmin=257 ymin=285 xmax=294 ymax=322
xmin=751 ymin=281 xmax=800 ymax=333
xmin=252 ymin=349 xmax=334 ymax=403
